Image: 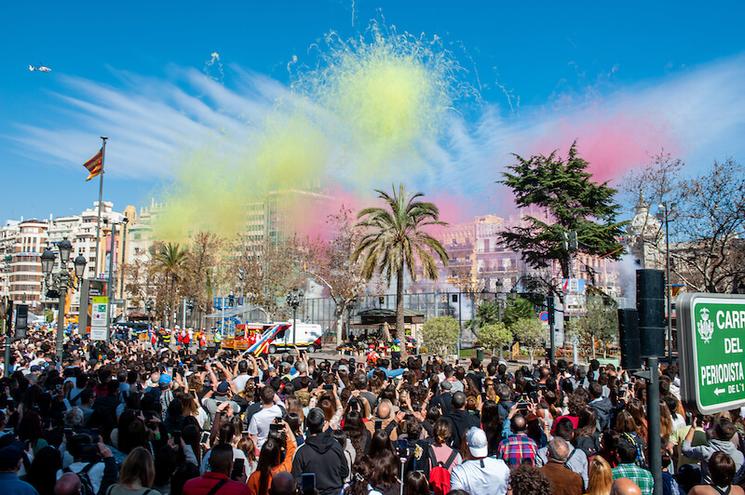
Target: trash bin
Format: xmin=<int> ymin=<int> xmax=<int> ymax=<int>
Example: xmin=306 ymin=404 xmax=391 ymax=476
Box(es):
xmin=476 ymin=347 xmax=484 ymax=362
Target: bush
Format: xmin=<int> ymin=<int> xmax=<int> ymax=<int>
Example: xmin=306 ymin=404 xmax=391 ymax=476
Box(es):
xmin=422 ymin=316 xmax=459 ymax=356
xmin=477 ymin=322 xmax=512 ymax=355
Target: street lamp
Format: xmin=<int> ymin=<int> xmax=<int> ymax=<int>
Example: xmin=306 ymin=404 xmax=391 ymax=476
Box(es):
xmin=657 ymin=202 xmax=674 ymax=363
xmin=42 ymin=239 xmax=86 ymax=364
xmin=286 ymin=288 xmax=304 ymax=346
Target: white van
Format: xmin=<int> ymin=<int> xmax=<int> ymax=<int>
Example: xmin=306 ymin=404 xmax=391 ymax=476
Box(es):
xmin=268 ymin=321 xmax=323 ymax=353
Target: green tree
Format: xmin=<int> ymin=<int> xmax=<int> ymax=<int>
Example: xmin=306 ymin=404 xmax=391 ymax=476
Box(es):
xmin=154 ymin=242 xmax=187 ymax=327
xmin=473 ymin=300 xmax=500 ymax=327
xmin=44 ymin=308 xmax=54 ymax=323
xmin=503 ymin=296 xmax=535 ymax=329
xmin=499 ymin=143 xmax=625 ymax=279
xmin=353 ymin=184 xmax=449 ymax=352
xmin=511 ymin=317 xmax=545 ymax=365
xmin=477 ymin=322 xmax=513 ymax=357
xmin=422 ymin=316 xmax=459 ymax=357
xmin=570 ymin=295 xmax=618 ymax=359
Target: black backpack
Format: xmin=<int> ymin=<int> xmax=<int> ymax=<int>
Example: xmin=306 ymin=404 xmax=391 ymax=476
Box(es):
xmin=65 ymin=463 xmax=96 ymax=495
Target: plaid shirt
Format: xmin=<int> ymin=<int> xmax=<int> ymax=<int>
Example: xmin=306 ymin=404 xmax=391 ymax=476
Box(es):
xmin=612 ymin=463 xmax=654 ymax=495
xmin=497 ymin=433 xmax=538 ymax=467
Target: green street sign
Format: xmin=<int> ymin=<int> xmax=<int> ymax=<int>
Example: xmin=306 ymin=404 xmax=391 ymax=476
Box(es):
xmin=678 ymin=293 xmax=745 ymax=414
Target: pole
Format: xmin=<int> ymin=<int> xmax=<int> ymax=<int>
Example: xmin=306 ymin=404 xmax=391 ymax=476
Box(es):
xmin=182 ymin=298 xmax=186 ymax=329
xmin=106 ymin=222 xmax=116 ymax=343
xmin=665 ymin=209 xmax=673 ymax=363
xmin=119 ymin=219 xmax=127 ymax=309
xmin=3 ymin=298 xmax=13 ymax=377
xmin=94 ymin=137 xmax=108 ymax=278
xmin=647 ymin=356 xmax=662 ymax=495
xmin=547 ymin=294 xmax=556 ymax=365
xmin=56 ymin=282 xmax=67 ymax=365
xmin=457 ymin=291 xmax=462 ymax=359
xmin=292 ymin=305 xmax=297 ymax=346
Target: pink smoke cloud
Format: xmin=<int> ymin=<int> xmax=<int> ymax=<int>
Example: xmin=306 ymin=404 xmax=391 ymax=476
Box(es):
xmin=528 ymin=111 xmax=679 ymax=183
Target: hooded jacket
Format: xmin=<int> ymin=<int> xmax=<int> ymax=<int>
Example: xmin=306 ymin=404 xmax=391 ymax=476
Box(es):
xmin=682 ymin=438 xmax=745 ymax=482
xmin=291 ymin=431 xmax=349 ymax=495
xmin=589 ymin=397 xmax=613 ymax=432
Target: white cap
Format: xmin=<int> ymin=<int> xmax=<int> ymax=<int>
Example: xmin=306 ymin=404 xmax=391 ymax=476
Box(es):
xmin=466 ymin=427 xmax=488 ymax=458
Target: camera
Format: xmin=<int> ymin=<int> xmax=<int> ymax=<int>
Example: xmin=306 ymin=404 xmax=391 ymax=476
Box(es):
xmin=268 ymin=417 xmax=286 ymax=444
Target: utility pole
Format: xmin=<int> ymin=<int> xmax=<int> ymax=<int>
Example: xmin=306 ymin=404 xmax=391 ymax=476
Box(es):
xmin=635 ymin=357 xmax=662 ymax=494
xmin=663 ymin=204 xmax=673 ymax=363
xmin=457 ymin=290 xmax=462 ymax=359
xmin=2 ymin=297 xmax=13 ymax=377
xmin=106 ymin=221 xmax=116 ymax=343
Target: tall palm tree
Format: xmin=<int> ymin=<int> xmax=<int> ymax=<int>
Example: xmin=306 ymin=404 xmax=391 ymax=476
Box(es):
xmin=353 ymin=185 xmax=449 ymax=351
xmin=154 ymin=242 xmax=187 ymax=327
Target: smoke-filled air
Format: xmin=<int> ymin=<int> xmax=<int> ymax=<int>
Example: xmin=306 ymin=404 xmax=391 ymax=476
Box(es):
xmin=151 ymin=22 xmax=468 ymax=241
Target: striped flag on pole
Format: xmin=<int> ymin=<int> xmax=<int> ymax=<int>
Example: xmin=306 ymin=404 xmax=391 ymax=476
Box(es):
xmin=82 ymin=148 xmax=104 ymax=181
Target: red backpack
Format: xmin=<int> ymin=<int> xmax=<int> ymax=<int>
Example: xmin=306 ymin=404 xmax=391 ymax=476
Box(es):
xmin=428 ymin=446 xmax=459 ymax=495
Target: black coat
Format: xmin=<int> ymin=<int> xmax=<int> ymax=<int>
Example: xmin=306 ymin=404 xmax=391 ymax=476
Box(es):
xmin=445 ymin=409 xmax=480 ymax=451
xmin=292 ymin=431 xmax=349 ymax=495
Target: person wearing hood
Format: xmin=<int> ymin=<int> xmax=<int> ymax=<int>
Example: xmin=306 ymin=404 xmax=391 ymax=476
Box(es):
xmin=291 ymin=408 xmax=348 ymax=495
xmin=588 ymin=382 xmax=613 ymax=432
xmin=682 ymin=417 xmax=744 ymax=483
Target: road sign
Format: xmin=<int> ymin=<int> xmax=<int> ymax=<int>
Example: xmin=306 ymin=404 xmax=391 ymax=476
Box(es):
xmin=539 ymin=311 xmax=549 ymax=322
xmin=91 ymin=296 xmax=108 ymax=341
xmin=679 ymin=293 xmax=745 ymax=414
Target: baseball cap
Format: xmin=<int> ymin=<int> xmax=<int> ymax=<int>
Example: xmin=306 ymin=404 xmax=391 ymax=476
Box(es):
xmin=158 ymin=374 xmax=172 ymax=386
xmin=466 ymin=427 xmax=488 ymax=458
xmin=216 ymin=381 xmax=231 ymax=395
xmin=440 ymin=380 xmax=452 ymax=391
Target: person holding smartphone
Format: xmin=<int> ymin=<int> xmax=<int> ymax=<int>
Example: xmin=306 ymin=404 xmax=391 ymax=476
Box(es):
xmin=246 ymin=421 xmax=296 ymax=495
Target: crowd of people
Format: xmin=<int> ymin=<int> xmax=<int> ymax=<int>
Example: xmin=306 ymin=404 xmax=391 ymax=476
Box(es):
xmin=2 ymin=330 xmax=745 ymax=495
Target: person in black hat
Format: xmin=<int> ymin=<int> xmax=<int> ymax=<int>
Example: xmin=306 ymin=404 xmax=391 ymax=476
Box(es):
xmin=0 ymin=437 xmax=37 ymax=495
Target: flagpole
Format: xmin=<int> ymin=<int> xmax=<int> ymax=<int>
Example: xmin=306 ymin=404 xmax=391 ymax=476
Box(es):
xmin=94 ymin=136 xmax=108 ymax=278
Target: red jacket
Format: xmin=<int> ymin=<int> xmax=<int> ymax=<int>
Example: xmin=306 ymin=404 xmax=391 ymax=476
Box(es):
xmin=183 ymin=472 xmax=251 ymax=495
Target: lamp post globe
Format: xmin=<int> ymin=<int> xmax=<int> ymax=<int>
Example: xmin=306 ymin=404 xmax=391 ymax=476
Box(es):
xmin=58 ymin=238 xmax=73 ymax=264
xmin=41 ymin=247 xmax=56 ymax=275
xmin=74 ymin=253 xmax=87 ymax=280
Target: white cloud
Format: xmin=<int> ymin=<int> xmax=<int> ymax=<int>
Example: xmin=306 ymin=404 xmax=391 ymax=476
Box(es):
xmin=9 ymin=54 xmax=745 ymax=199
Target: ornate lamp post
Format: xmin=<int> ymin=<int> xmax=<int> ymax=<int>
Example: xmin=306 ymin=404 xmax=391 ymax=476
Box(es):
xmin=42 ymin=239 xmax=87 ymax=364
xmin=285 ymin=288 xmax=304 ymax=346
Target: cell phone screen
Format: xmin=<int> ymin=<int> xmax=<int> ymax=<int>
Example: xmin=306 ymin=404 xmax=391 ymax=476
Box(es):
xmin=200 ymin=431 xmax=210 ymax=444
xmin=375 ymin=420 xmax=383 ymax=430
xmin=231 ymin=458 xmax=245 ymax=479
xmin=301 ymin=473 xmax=316 ymax=495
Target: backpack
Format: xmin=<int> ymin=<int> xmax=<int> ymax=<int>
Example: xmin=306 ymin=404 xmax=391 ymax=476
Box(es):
xmin=622 ymin=432 xmax=647 ymax=468
xmin=65 ymin=462 xmax=96 ymax=495
xmin=428 ymin=446 xmax=458 ymax=495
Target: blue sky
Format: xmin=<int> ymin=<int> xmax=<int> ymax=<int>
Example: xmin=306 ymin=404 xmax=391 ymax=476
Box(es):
xmin=2 ymin=1 xmax=745 ymax=221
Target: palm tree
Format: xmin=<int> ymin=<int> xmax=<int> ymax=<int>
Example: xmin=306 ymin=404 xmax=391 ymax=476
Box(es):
xmin=154 ymin=242 xmax=187 ymax=327
xmin=353 ymin=185 xmax=449 ymax=352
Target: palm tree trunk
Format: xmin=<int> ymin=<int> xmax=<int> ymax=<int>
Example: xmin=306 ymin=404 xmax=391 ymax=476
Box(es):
xmin=396 ymin=267 xmax=407 ymax=357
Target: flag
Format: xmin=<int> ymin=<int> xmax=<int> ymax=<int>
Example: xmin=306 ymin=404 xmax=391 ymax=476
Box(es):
xmin=82 ymin=148 xmax=104 ymax=181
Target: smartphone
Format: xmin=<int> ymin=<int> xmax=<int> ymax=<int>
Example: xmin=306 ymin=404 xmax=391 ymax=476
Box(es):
xmin=301 ymin=473 xmax=316 ymax=495
xmin=323 ymin=384 xmax=333 ymax=391
xmin=396 ymin=439 xmax=408 ymax=458
xmin=231 ymin=458 xmax=245 ymax=480
xmin=200 ymin=431 xmax=210 ymax=444
xmin=374 ymin=420 xmax=383 ymax=430
xmin=253 ymin=376 xmax=260 ymax=384
xmin=269 ymin=422 xmax=283 ymax=432
xmin=172 ymin=430 xmax=182 ymax=445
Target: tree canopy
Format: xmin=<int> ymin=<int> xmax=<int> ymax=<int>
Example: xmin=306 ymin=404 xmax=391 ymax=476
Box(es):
xmin=499 ymin=143 xmax=626 ymax=279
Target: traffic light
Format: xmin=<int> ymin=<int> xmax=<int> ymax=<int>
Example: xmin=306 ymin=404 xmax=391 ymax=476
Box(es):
xmin=637 ymin=269 xmax=665 ymax=357
xmin=14 ymin=304 xmax=29 ymax=339
xmin=618 ymin=308 xmax=641 ymax=370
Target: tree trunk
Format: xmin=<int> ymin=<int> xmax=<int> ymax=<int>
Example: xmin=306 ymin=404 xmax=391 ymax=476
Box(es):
xmin=335 ymin=308 xmax=344 ymax=346
xmin=591 ymin=336 xmax=596 ymax=360
xmin=396 ymin=267 xmax=407 ymax=357
xmin=528 ymin=348 xmax=534 ymax=366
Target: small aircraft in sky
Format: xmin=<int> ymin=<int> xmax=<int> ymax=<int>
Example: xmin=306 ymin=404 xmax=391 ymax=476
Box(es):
xmin=28 ymin=64 xmax=52 ymax=72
